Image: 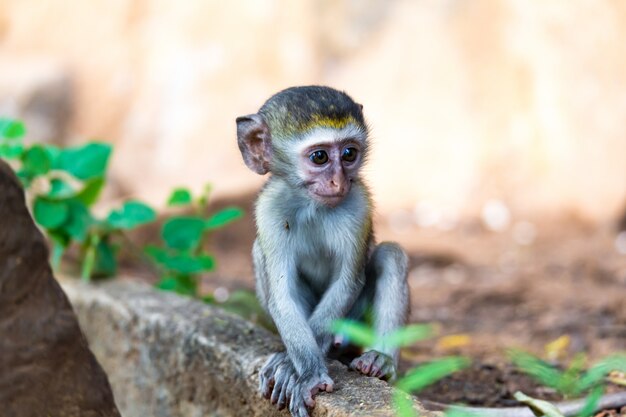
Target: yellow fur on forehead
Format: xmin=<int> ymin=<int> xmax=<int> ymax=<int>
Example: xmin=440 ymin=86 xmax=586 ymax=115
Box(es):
xmin=293 ymin=123 xmax=367 ymax=153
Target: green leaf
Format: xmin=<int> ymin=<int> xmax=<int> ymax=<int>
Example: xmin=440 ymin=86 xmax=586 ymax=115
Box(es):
xmin=202 ymin=294 xmax=216 ymax=303
xmin=145 ymin=245 xmax=215 ymax=274
xmin=577 ymin=385 xmax=604 ymax=417
xmin=144 ymin=245 xmax=169 ymax=264
xmin=508 ymin=349 xmax=563 ymax=390
xmin=162 ymin=216 xmax=205 ymax=250
xmin=558 ymin=353 xmax=586 ymax=395
xmin=167 ymin=188 xmax=193 ymax=206
xmin=43 ymin=144 xmax=61 ymax=163
xmin=164 ymin=253 xmax=215 ymax=274
xmin=33 ymin=198 xmax=69 ymax=229
xmin=396 ymin=357 xmax=470 ymax=393
xmin=81 ymin=233 xmax=100 ymax=282
xmin=385 ymin=324 xmax=433 ymax=349
xmin=197 ymin=183 xmax=212 ymax=210
xmin=513 ymin=391 xmax=565 ymax=417
xmin=48 ymin=179 xmax=76 ymax=199
xmin=75 ymin=178 xmax=105 ymax=206
xmin=205 ymin=206 xmax=244 ymax=230
xmin=93 ymin=238 xmax=118 ymax=277
xmin=392 ymin=389 xmax=417 ymax=417
xmin=54 ymin=142 xmax=111 ymax=180
xmin=22 ymin=145 xmax=52 ymax=176
xmin=49 ymin=231 xmax=69 ymax=269
xmin=155 ymin=275 xmax=197 ymax=296
xmin=107 ymin=200 xmax=156 ymax=230
xmin=0 ymin=119 xmax=25 ymax=139
xmin=329 ymin=319 xmax=376 ymax=348
xmin=62 ymin=200 xmax=92 ymax=241
xmin=0 ymin=142 xmax=24 ymax=159
xmin=578 ymin=354 xmax=626 ymax=393
xmin=156 ymin=276 xmax=179 ymax=291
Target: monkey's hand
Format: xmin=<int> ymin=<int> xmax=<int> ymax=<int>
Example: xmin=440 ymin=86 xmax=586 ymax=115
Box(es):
xmin=350 ymin=350 xmax=397 ymax=382
xmin=289 ymin=369 xmax=334 ymax=417
xmin=259 ymin=352 xmax=298 ymax=410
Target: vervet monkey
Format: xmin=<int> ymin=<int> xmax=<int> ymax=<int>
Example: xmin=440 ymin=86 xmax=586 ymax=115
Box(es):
xmin=236 ymin=86 xmax=409 ymax=417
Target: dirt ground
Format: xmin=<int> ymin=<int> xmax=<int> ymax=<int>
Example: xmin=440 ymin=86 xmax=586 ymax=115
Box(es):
xmin=128 ymin=193 xmax=626 ymax=411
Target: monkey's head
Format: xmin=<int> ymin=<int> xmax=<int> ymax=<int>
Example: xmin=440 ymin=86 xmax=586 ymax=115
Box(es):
xmin=236 ymin=86 xmax=368 ymax=207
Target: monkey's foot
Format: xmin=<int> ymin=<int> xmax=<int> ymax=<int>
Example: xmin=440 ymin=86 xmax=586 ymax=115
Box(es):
xmin=289 ymin=370 xmax=334 ymax=417
xmin=259 ymin=352 xmax=298 ymax=410
xmin=350 ymin=350 xmax=396 ymax=381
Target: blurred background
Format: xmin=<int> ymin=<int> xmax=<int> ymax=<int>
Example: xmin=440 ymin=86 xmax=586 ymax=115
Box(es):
xmin=1 ymin=0 xmax=625 ymax=361
xmin=2 ymin=0 xmax=626 ymax=221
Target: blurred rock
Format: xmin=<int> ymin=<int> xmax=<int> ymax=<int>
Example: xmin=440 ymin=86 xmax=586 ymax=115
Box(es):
xmin=0 ymin=55 xmax=72 ymax=144
xmin=61 ymin=279 xmax=436 ymax=417
xmin=0 ymin=160 xmax=120 ymax=417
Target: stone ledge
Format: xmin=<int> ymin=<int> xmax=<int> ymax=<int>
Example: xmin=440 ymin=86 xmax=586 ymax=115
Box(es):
xmin=61 ymin=278 xmax=439 ymax=417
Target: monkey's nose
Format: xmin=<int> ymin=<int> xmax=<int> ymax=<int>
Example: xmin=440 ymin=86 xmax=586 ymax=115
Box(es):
xmin=329 ymin=180 xmax=344 ymax=193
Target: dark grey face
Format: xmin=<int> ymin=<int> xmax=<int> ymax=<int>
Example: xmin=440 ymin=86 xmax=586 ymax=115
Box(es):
xmin=258 ymin=86 xmax=366 ymax=141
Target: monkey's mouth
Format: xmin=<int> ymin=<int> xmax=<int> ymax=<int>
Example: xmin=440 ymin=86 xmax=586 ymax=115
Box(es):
xmin=311 ymin=192 xmax=346 ymax=207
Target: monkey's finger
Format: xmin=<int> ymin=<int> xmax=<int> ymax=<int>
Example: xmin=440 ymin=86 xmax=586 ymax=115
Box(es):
xmin=270 ymin=379 xmax=283 ymax=405
xmin=361 ymin=359 xmax=373 ymax=374
xmin=320 ymin=374 xmax=334 ymax=392
xmin=381 ymin=364 xmax=397 ymax=382
xmin=276 ymin=387 xmax=287 ymax=410
xmin=370 ymin=354 xmax=388 ymax=377
xmin=278 ymin=375 xmax=295 ymax=410
xmin=349 ymin=358 xmax=363 ymax=372
xmin=260 ymin=376 xmax=275 ymax=399
xmin=290 ymin=392 xmax=311 ymax=417
xmin=304 ymin=390 xmax=316 ymax=408
xmin=286 ymin=374 xmax=296 ymax=394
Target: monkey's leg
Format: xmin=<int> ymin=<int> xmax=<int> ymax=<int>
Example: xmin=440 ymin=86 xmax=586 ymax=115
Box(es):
xmin=349 ymin=242 xmax=409 ymax=381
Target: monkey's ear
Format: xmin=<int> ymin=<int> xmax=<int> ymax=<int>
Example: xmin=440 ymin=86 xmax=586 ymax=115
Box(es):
xmin=236 ymin=113 xmax=272 ymax=175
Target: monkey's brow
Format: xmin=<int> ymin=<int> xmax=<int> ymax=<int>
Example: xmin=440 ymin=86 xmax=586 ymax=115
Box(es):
xmin=296 ymin=124 xmax=366 ymax=150
xmin=297 ymin=135 xmax=365 ymax=154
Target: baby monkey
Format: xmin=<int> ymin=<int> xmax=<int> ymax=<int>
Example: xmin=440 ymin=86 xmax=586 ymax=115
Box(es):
xmin=236 ymin=86 xmax=409 ymax=417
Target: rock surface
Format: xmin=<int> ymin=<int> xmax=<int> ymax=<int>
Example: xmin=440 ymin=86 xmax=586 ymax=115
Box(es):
xmin=0 ymin=160 xmax=120 ymax=417
xmin=62 ymin=278 xmax=439 ymax=417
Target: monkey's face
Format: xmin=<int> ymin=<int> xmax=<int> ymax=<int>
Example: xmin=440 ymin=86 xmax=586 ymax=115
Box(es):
xmin=236 ymin=86 xmax=370 ymax=206
xmin=295 ymin=128 xmax=365 ymax=207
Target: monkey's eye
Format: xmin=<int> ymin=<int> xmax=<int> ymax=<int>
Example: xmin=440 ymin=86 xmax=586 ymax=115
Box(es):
xmin=309 ymin=150 xmax=329 ymax=165
xmin=342 ymin=147 xmax=358 ymax=162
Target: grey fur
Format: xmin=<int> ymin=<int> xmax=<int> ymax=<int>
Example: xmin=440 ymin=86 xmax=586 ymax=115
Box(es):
xmin=253 ymin=177 xmax=409 ymax=417
xmin=239 ymin=86 xmax=409 ymax=417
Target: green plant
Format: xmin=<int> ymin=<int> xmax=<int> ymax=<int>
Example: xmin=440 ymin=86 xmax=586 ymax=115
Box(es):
xmin=0 ymin=118 xmax=156 ymax=280
xmin=509 ymin=349 xmax=626 ymax=417
xmin=145 ymin=186 xmax=243 ymax=297
xmin=330 ymin=319 xmax=470 ymax=417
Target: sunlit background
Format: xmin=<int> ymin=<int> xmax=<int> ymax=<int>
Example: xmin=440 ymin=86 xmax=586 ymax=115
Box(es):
xmin=2 ymin=0 xmax=625 ymax=225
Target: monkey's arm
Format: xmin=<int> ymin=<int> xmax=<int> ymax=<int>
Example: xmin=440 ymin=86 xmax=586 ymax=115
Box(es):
xmin=308 ymin=260 xmax=366 ymax=352
xmin=263 ymin=257 xmax=334 ymax=416
xmin=264 ymin=256 xmax=331 ymax=377
xmin=269 ymin=285 xmax=327 ymax=375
